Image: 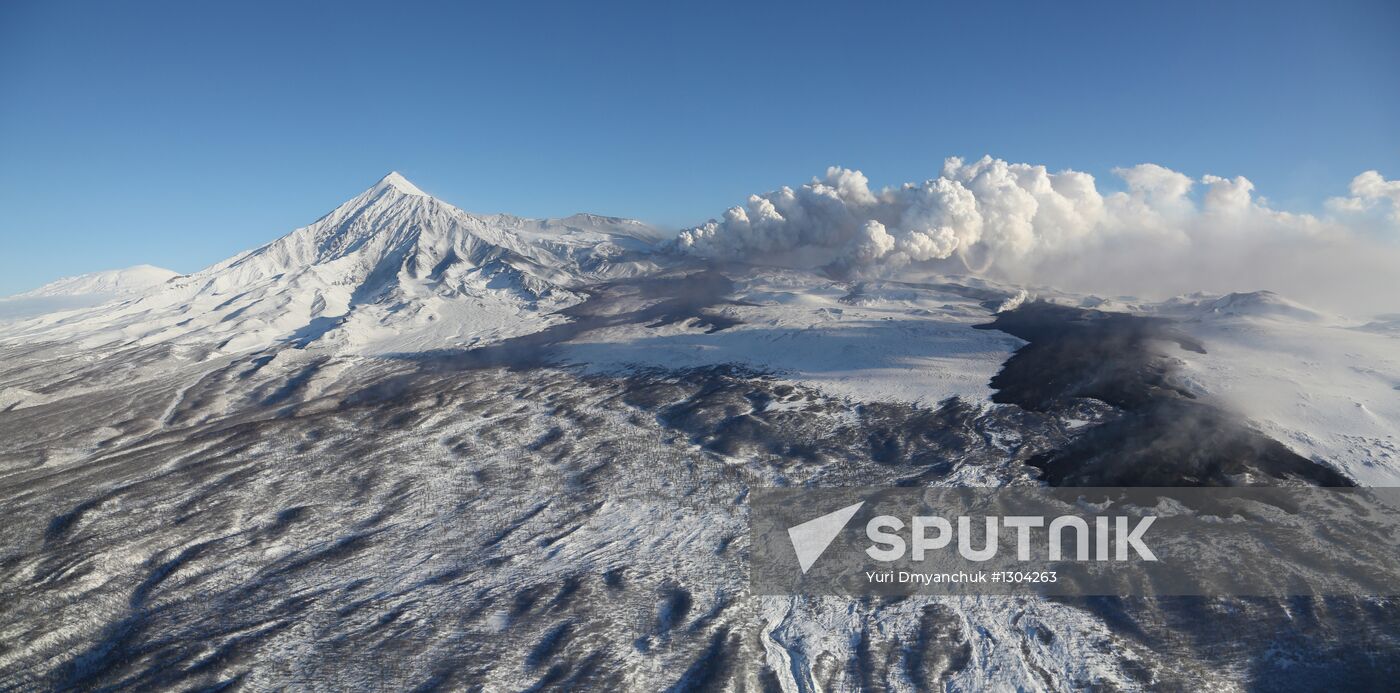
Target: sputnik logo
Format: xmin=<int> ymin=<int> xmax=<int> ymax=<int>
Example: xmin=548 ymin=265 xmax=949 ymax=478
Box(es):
xmin=787 ymin=501 xmax=864 ymax=573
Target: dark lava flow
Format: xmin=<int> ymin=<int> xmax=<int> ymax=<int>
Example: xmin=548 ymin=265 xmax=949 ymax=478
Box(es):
xmin=978 ymin=302 xmax=1352 ymax=487
xmin=982 ymin=304 xmax=1398 ymax=691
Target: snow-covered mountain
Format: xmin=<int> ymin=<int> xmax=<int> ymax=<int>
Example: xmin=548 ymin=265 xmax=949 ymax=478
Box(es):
xmin=1 ymin=173 xmax=663 ymax=354
xmin=1156 ymin=290 xmax=1325 ymax=322
xmin=9 ymin=264 xmax=179 ymax=298
xmin=0 ymin=265 xmax=179 ymax=321
xmin=2 ymin=172 xmax=1398 ymax=691
xmin=3 ymin=172 xmax=1395 ymax=484
xmin=3 ymin=172 xmax=1394 ymax=483
xmin=190 ymin=172 xmax=659 ymax=295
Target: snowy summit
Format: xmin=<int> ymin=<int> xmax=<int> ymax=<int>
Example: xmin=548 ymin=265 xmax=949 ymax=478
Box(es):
xmin=372 ymin=171 xmax=428 ymax=197
xmin=1 ymin=168 xmax=1398 ymax=691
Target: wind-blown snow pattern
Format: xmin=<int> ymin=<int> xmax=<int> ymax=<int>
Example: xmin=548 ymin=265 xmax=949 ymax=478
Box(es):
xmin=1 ymin=170 xmax=1398 ymax=691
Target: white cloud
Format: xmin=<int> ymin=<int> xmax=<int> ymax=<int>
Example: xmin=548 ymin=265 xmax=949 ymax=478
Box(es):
xmin=1200 ymin=174 xmax=1255 ymax=216
xmin=1328 ymin=170 xmax=1400 ymax=224
xmin=671 ymin=157 xmax=1400 ymax=314
xmin=1113 ymin=163 xmax=1194 ymax=216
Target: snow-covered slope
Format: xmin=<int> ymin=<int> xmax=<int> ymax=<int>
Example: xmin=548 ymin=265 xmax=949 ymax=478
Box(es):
xmin=1165 ymin=301 xmax=1400 ymax=485
xmin=10 ymin=264 xmax=179 ymax=298
xmin=1157 ymin=290 xmax=1325 ymax=323
xmin=561 ymin=271 xmax=1025 ymax=405
xmin=2 ymin=172 xmax=1399 ymax=690
xmin=3 ymin=169 xmax=1393 ymax=489
xmin=0 ymin=173 xmax=661 ymax=355
xmin=0 ymin=265 xmax=179 ymax=321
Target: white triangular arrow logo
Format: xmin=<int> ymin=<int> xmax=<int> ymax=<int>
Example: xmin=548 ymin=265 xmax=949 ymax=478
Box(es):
xmin=788 ymin=501 xmax=865 ymax=573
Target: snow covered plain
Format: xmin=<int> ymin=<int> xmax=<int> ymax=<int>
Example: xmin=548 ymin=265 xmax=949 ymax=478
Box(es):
xmin=1 ymin=173 xmax=1397 ymax=690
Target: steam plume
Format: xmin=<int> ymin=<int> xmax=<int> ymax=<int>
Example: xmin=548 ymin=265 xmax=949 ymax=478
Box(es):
xmin=671 ymin=158 xmax=1400 ymax=314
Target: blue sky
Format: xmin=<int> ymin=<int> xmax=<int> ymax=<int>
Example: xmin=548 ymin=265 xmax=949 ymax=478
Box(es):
xmin=0 ymin=0 xmax=1396 ymax=294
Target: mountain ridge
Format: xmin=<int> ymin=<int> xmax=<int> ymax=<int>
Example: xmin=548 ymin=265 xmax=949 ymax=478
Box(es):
xmin=1 ymin=173 xmax=662 ymax=354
